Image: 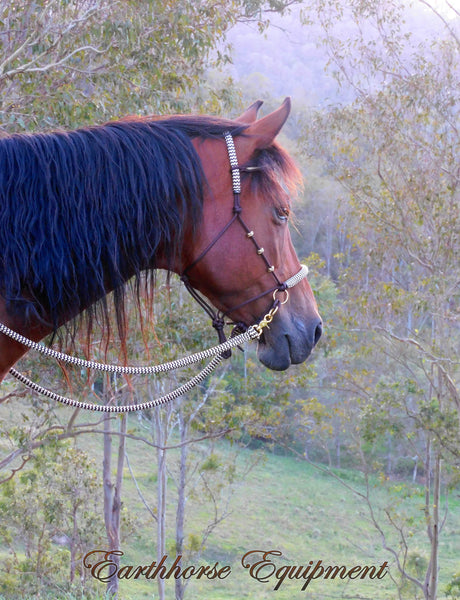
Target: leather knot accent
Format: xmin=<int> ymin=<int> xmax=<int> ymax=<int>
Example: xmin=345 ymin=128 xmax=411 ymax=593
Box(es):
xmin=212 ymin=317 xmax=231 ymax=358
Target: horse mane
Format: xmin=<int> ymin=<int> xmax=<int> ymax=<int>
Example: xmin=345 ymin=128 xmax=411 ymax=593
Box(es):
xmin=0 ymin=113 xmax=299 ymax=344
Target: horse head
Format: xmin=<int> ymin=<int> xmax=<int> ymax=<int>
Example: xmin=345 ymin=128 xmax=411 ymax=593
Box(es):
xmin=180 ymin=98 xmax=322 ymax=370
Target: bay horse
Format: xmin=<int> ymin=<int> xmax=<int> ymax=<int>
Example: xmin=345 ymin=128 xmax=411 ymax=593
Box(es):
xmin=0 ymin=98 xmax=322 ymax=381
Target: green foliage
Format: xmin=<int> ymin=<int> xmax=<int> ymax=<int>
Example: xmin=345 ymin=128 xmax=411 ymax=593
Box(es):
xmin=297 ymin=0 xmax=459 ymax=469
xmin=101 ymin=439 xmax=460 ymax=599
xmin=399 ymin=550 xmax=429 ymax=599
xmin=0 ymin=0 xmax=302 ymax=133
xmin=294 ymin=5 xmax=460 ymax=599
xmin=0 ymin=443 xmax=105 ymax=597
xmin=446 ymin=572 xmax=460 ymax=600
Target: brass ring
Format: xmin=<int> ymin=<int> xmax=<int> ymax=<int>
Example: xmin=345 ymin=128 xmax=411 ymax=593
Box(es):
xmin=273 ymin=288 xmax=289 ymax=305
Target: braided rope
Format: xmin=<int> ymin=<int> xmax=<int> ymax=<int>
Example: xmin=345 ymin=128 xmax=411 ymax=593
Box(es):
xmin=0 ymin=267 xmax=306 ymax=376
xmin=285 ymin=264 xmax=309 ymax=288
xmin=8 ymin=355 xmax=223 ymax=413
xmin=224 ymin=132 xmax=241 ymax=194
xmin=2 ymin=264 xmax=309 ymax=412
xmin=0 ymin=321 xmax=259 ymax=374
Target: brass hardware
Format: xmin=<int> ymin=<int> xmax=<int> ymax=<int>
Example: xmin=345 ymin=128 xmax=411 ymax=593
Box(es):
xmin=253 ymin=289 xmax=290 ymax=337
xmin=254 ymin=304 xmax=279 ymax=336
xmin=273 ymin=288 xmax=289 ymax=305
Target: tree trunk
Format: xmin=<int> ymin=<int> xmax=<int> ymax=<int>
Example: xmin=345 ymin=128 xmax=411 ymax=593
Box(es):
xmin=69 ymin=503 xmax=79 ymax=583
xmin=335 ymin=422 xmax=341 ymax=469
xmin=175 ymin=409 xmax=188 ymax=600
xmin=412 ymin=456 xmax=418 ymax=484
xmin=424 ymin=450 xmax=441 ymax=600
xmin=154 ymin=406 xmax=169 ymax=600
xmin=103 ymin=410 xmax=127 ymax=599
xmin=386 ymin=433 xmax=392 ymax=478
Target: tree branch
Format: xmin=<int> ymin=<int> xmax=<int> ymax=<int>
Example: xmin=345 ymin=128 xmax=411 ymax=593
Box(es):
xmin=418 ymin=0 xmax=460 ymax=48
xmin=125 ymin=449 xmax=157 ymax=522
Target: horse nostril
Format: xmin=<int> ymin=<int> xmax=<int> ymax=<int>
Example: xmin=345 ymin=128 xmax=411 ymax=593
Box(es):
xmin=314 ymin=321 xmax=323 ymax=346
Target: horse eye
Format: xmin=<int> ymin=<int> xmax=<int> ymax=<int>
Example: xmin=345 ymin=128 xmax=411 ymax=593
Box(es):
xmin=275 ymin=206 xmax=290 ymax=222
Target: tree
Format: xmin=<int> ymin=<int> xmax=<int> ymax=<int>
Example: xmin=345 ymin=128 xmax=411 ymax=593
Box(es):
xmin=0 ymin=0 xmax=303 ymax=133
xmin=119 ymin=276 xmax=264 ymax=600
xmin=0 ymin=443 xmax=104 ymax=598
xmin=298 ymin=1 xmax=459 ymax=598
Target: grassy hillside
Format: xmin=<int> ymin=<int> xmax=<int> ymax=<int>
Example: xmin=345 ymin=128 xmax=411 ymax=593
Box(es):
xmin=75 ymin=420 xmax=460 ymax=600
xmin=1 ymin=403 xmax=459 ymax=600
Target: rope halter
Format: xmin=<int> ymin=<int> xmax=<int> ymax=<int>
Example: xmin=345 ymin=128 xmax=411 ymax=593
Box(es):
xmin=181 ymin=131 xmax=309 ymax=356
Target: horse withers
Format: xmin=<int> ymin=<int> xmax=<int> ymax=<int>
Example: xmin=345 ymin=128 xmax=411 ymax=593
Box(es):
xmin=0 ymin=98 xmax=321 ymax=380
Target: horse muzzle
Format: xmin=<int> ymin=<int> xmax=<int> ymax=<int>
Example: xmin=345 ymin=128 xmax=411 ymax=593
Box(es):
xmin=256 ymin=311 xmax=323 ymax=371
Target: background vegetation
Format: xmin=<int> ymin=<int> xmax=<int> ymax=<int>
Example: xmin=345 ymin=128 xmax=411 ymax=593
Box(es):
xmin=0 ymin=1 xmax=458 ymax=599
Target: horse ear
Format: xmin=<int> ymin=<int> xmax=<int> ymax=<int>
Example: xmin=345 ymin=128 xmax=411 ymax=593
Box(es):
xmin=244 ymin=97 xmax=291 ymax=149
xmin=235 ymin=100 xmax=264 ymax=123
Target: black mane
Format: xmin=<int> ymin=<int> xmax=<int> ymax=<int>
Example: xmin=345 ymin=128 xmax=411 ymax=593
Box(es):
xmin=0 ymin=115 xmax=243 ymax=335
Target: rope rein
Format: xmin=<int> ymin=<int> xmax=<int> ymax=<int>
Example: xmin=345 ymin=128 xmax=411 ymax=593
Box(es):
xmin=2 ymin=326 xmax=259 ymax=413
xmin=8 ymin=358 xmax=223 ymax=413
xmin=2 ymin=132 xmax=309 ymax=412
xmin=0 ymin=321 xmax=259 ymax=375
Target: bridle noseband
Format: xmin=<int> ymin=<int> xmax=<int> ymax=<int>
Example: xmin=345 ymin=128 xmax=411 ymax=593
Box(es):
xmin=180 ymin=131 xmax=309 ymax=357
